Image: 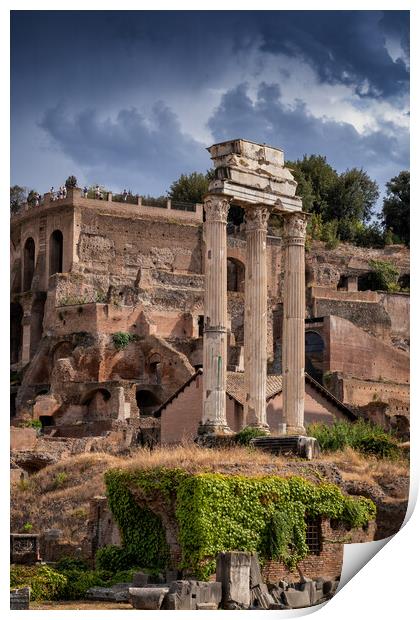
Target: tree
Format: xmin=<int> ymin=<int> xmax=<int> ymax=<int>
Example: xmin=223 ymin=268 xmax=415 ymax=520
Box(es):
xmin=327 ymin=168 xmax=379 ymax=224
xmin=27 ymin=189 xmax=38 ymax=207
xmin=168 ymin=171 xmax=212 ymax=204
xmin=381 ymin=171 xmax=410 ymax=245
xmin=10 ymin=185 xmax=26 ymax=214
xmin=65 ymin=175 xmax=78 ymax=189
xmin=286 ymin=155 xmax=338 ymax=215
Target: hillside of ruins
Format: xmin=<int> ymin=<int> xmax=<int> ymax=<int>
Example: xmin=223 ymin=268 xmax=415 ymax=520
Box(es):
xmin=10 ymin=139 xmax=410 ymax=609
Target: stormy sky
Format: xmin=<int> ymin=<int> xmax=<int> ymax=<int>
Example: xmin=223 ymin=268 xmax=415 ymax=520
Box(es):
xmin=11 ymin=10 xmax=409 ymax=205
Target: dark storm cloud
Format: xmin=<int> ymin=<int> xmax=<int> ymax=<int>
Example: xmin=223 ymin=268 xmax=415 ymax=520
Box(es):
xmin=39 ymin=102 xmax=208 ymax=191
xmin=208 ymin=82 xmax=408 ymax=181
xmin=258 ymin=11 xmax=409 ymax=98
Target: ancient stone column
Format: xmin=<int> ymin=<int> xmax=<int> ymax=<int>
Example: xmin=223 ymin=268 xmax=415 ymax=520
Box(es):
xmin=200 ymin=194 xmax=231 ymax=434
xmin=282 ymin=212 xmax=307 ymax=435
xmin=244 ymin=206 xmax=270 ymax=430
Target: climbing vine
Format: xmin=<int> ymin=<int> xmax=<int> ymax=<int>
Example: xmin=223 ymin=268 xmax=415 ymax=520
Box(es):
xmin=104 ymin=468 xmax=376 ymax=580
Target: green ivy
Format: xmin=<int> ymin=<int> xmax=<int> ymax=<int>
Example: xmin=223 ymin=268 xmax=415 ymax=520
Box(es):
xmin=112 ymin=332 xmax=139 ymax=350
xmin=105 ymin=468 xmax=376 ymax=580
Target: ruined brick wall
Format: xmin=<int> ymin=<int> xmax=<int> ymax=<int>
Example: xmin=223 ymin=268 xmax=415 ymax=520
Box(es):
xmin=312 ymin=297 xmax=391 ymax=340
xmin=338 ymin=376 xmax=410 ymax=407
xmin=262 ymin=518 xmax=375 ymax=583
xmin=324 ymin=316 xmax=409 ymax=384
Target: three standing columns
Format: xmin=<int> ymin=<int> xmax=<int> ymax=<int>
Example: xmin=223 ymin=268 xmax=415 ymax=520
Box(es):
xmin=244 ymin=206 xmax=270 ymax=430
xmin=200 ymin=194 xmax=231 ymax=433
xmin=282 ymin=212 xmax=307 ymax=435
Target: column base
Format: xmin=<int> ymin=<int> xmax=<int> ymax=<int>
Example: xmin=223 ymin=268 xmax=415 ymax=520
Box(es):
xmin=197 ymin=423 xmax=233 ymax=436
xmin=286 ymin=425 xmax=307 ymax=436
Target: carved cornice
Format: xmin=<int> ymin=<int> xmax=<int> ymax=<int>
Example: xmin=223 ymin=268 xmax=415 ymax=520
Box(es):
xmin=244 ymin=206 xmax=270 ymax=232
xmin=283 ymin=212 xmax=307 ymax=239
xmin=204 ymin=195 xmax=230 ymax=223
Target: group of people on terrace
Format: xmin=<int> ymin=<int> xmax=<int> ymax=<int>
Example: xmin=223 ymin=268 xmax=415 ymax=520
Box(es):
xmin=49 ymin=185 xmax=68 ymax=201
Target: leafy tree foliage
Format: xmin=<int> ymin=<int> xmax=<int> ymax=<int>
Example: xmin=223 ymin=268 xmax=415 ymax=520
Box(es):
xmin=10 ymin=185 xmax=26 ymax=214
xmin=65 ymin=175 xmax=78 ymax=189
xmin=27 ymin=189 xmax=38 ymax=207
xmin=168 ymin=171 xmax=213 ymax=204
xmin=327 ymin=168 xmax=379 ymax=223
xmin=381 ymin=170 xmax=410 ymax=245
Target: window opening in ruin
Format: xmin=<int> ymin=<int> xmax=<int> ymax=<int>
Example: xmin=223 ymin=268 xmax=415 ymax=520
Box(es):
xmin=23 ymin=237 xmax=35 ymax=291
xmin=305 ymin=517 xmax=322 ymax=555
xmin=39 ymin=415 xmax=54 ymax=429
xmin=49 ymin=229 xmax=63 ymax=276
xmin=30 ymin=295 xmax=46 ymax=359
xmin=198 ymin=315 xmax=204 ymax=337
xmin=10 ymin=303 xmax=23 ymax=365
xmin=136 ymin=389 xmax=161 ymax=416
xmin=227 ymin=258 xmax=245 ymax=293
xmin=337 ymin=275 xmax=348 ymax=290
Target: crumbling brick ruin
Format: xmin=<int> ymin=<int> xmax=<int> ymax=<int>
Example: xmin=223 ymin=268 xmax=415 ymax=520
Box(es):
xmin=10 ymin=177 xmax=409 ymax=452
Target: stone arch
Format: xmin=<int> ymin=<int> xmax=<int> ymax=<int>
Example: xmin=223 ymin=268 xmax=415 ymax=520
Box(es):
xmin=10 ymin=302 xmax=23 ymax=364
xmin=49 ymin=229 xmax=64 ymax=276
xmin=227 ymin=257 xmax=245 ymax=292
xmin=136 ymin=389 xmax=161 ymax=416
xmin=51 ymin=340 xmax=74 ymax=367
xmin=147 ymin=353 xmax=162 ymax=384
xmin=23 ymin=237 xmax=35 ymax=291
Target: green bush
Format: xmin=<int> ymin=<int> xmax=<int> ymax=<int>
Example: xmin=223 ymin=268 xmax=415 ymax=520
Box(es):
xmin=10 ymin=565 xmax=67 ymax=601
xmin=307 ymin=420 xmax=401 ymax=459
xmin=235 ymin=426 xmax=268 ymax=446
xmin=56 ymin=556 xmax=90 ymax=572
xmin=112 ymin=332 xmax=139 ymax=350
xmin=367 ymin=260 xmax=400 ymax=292
xmin=105 ymin=467 xmax=376 ymax=580
xmin=95 ymin=544 xmax=138 ymax=572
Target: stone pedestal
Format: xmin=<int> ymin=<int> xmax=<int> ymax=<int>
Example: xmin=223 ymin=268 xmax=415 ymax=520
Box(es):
xmin=282 ymin=213 xmax=307 ymax=435
xmin=200 ymin=195 xmax=231 ymax=434
xmin=244 ymin=206 xmax=270 ymax=430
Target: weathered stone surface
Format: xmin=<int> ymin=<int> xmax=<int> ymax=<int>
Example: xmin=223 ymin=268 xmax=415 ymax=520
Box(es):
xmin=10 ymin=587 xmax=30 ymax=610
xmin=162 ymin=580 xmax=193 ymax=610
xmin=251 ymin=583 xmax=275 ymax=609
xmin=86 ymin=583 xmax=130 ymax=602
xmin=129 ymin=586 xmax=169 ymax=610
xmin=216 ymin=551 xmax=251 ymax=609
xmin=282 ymin=588 xmax=311 ymax=608
xmin=249 ymin=552 xmax=263 ymax=588
xmin=193 ymin=580 xmax=222 ymax=608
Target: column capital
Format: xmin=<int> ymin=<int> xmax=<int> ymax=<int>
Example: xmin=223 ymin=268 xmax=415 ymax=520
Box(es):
xmin=204 ymin=194 xmax=230 ymax=223
xmin=283 ymin=211 xmax=307 ymax=240
xmin=244 ymin=205 xmax=270 ymax=232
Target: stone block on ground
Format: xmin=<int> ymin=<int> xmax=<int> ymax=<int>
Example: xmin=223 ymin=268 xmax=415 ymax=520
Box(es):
xmin=216 ymin=551 xmax=251 ymax=609
xmin=250 ymin=583 xmax=275 ymax=609
xmin=86 ymin=583 xmax=131 ymax=602
xmin=10 ymin=587 xmax=30 ymax=610
xmin=129 ymin=586 xmax=169 ymax=610
xmin=282 ymin=588 xmax=311 ymax=609
xmin=162 ymin=580 xmax=194 ymax=610
xmin=249 ymin=553 xmax=263 ymax=588
xmin=193 ymin=580 xmax=222 ymax=608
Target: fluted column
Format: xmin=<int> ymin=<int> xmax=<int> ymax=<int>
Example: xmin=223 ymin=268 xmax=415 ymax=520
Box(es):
xmin=244 ymin=206 xmax=270 ymax=430
xmin=282 ymin=212 xmax=307 ymax=435
xmin=200 ymin=194 xmax=231 ymax=433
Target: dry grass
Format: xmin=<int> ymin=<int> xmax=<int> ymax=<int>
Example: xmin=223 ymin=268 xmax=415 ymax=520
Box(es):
xmin=11 ymin=444 xmax=410 ymax=544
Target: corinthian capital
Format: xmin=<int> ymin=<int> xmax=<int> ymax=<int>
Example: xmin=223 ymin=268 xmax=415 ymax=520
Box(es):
xmin=283 ymin=212 xmax=307 ymax=239
xmin=244 ymin=206 xmax=270 ymax=232
xmin=204 ymin=195 xmax=230 ymax=223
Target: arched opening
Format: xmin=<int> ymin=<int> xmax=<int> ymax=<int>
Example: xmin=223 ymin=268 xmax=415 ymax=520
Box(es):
xmin=136 ymin=390 xmax=161 ymax=416
xmin=51 ymin=341 xmax=74 ymax=368
xmin=10 ymin=303 xmax=23 ymax=364
xmin=81 ymin=388 xmax=112 ymax=420
xmin=305 ymin=331 xmax=325 ymax=383
xmin=10 ymin=392 xmax=17 ymax=419
xmin=49 ymin=230 xmax=63 ymax=276
xmin=227 ymin=258 xmax=245 ymax=293
xmin=23 ymin=237 xmax=35 ymax=291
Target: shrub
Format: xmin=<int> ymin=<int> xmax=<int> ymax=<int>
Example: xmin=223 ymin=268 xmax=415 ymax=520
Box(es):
xmin=368 ymin=260 xmax=400 ymax=292
xmin=22 ymin=522 xmax=33 ymax=533
xmin=22 ymin=419 xmax=42 ymax=430
xmin=307 ymin=420 xmax=401 ymax=459
xmin=10 ymin=565 xmax=67 ymax=601
xmin=95 ymin=544 xmax=138 ymax=572
xmin=112 ymin=332 xmax=139 ymax=350
xmin=56 ymin=556 xmax=89 ymax=572
xmin=53 ymin=472 xmax=69 ymax=488
xmin=235 ymin=426 xmax=268 ymax=446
